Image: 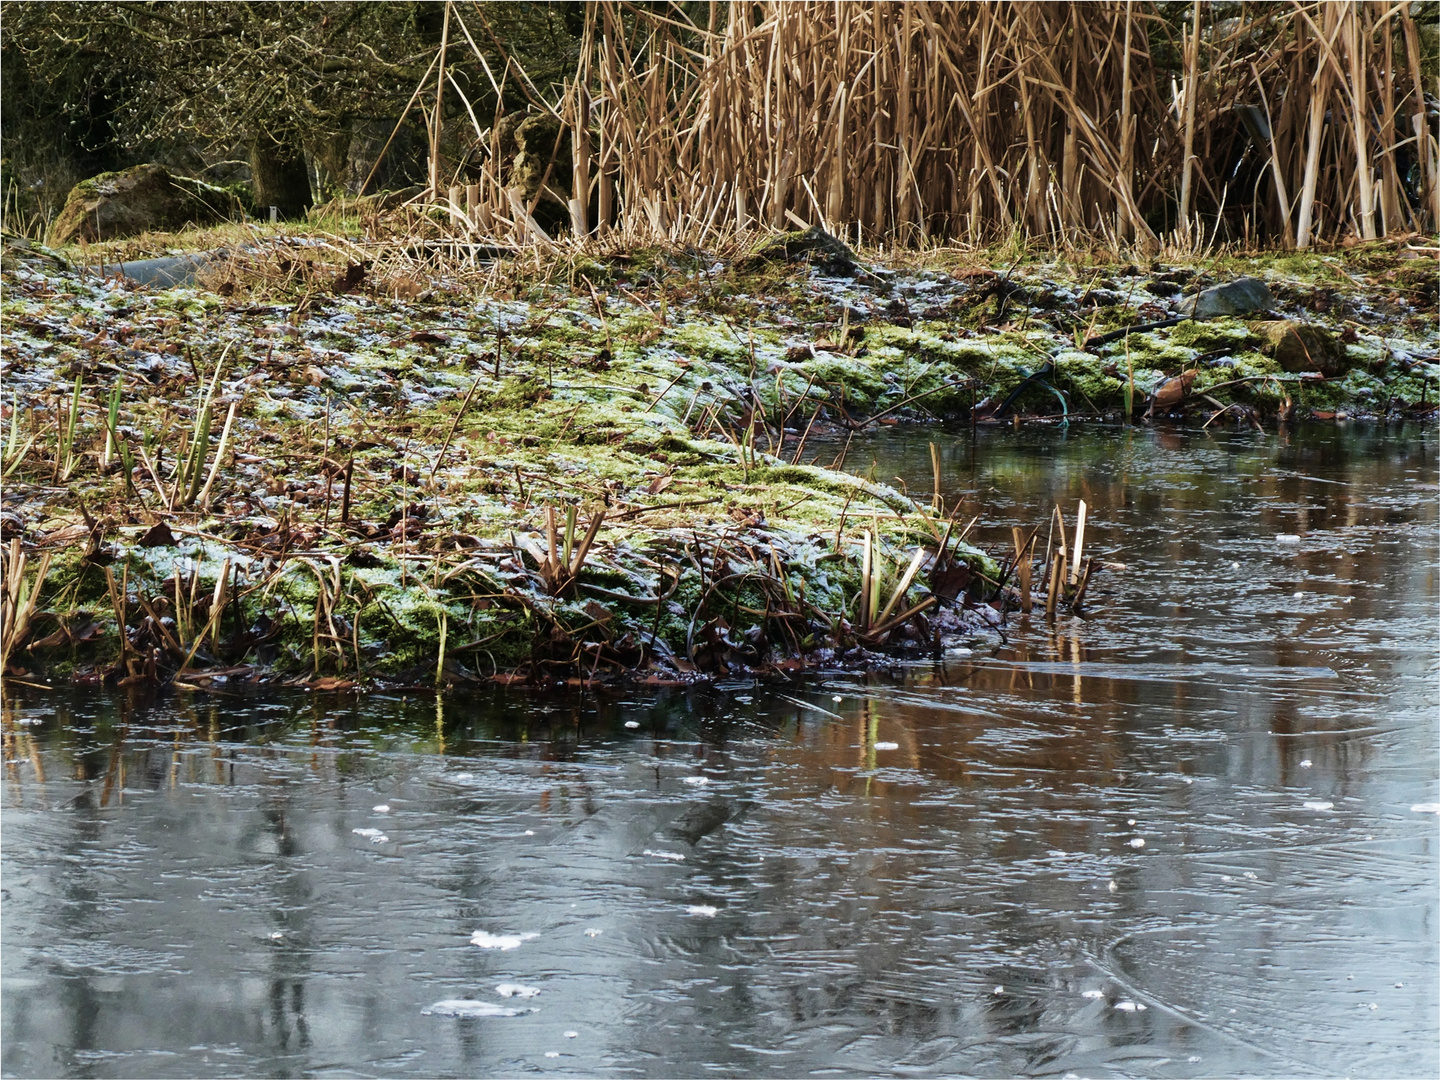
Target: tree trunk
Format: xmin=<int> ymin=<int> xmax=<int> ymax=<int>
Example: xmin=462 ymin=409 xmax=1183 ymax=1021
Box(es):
xmin=250 ymin=136 xmax=312 ymax=218
xmin=309 ymin=129 xmax=353 ymax=200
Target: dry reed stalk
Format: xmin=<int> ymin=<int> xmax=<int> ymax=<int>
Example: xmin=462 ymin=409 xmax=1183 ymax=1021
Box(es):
xmin=1295 ymin=4 xmax=1338 ymax=248
xmin=384 ymin=0 xmax=1431 ymax=251
xmin=1069 ymin=501 xmax=1088 ymax=586
xmin=859 ymin=529 xmax=873 ymax=631
xmin=875 ymin=546 xmax=928 ymax=627
xmin=1019 ymin=536 xmax=1034 ymax=614
xmin=2 ymin=541 xmax=53 ymax=674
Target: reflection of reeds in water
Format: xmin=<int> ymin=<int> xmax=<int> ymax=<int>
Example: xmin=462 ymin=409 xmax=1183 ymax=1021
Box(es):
xmin=417 ymin=1 xmax=1435 ymax=250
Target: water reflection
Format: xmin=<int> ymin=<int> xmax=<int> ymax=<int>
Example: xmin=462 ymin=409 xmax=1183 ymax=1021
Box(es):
xmin=3 ymin=423 xmax=1436 ymax=1079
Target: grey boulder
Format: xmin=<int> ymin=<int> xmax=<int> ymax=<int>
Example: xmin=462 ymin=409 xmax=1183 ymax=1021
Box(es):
xmin=1184 ymin=276 xmax=1273 ymax=317
xmin=99 ymin=251 xmax=224 ymax=288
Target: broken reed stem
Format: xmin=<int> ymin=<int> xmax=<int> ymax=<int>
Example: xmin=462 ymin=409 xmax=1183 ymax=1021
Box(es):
xmin=1046 ymin=554 xmax=1064 ymax=620
xmin=1019 ymin=537 xmax=1034 ymax=614
xmin=176 ymin=559 xmax=230 ymax=674
xmin=930 ymin=441 xmax=942 ymax=512
xmin=341 ymin=457 xmax=354 ymax=524
xmin=876 ymin=546 xmax=928 ymax=627
xmin=196 ymin=399 xmax=239 ymax=510
xmin=1 ymin=542 xmax=53 ymax=672
xmin=567 ymin=507 xmax=606 ymax=587
xmin=1069 ymin=500 xmax=1088 ymax=585
xmin=859 ymin=529 xmax=873 ymax=631
xmin=435 ymin=608 xmax=448 ymax=687
xmin=103 ymin=565 xmax=128 ymax=669
xmin=1073 ymin=558 xmax=1097 ymax=610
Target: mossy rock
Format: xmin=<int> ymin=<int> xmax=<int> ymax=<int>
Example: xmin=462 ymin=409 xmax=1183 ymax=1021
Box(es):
xmin=497 ymin=112 xmax=572 ymax=233
xmin=742 ymin=226 xmax=858 ymax=276
xmin=1246 ymin=320 xmax=1348 ymax=376
xmin=48 ymin=164 xmax=243 ymax=245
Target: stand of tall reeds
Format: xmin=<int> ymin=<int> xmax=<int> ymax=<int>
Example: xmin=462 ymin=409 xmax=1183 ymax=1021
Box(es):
xmin=413 ymin=0 xmax=1436 ymax=251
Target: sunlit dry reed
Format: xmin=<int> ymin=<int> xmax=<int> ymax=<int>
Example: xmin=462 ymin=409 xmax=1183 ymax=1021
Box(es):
xmin=419 ymin=0 xmax=1435 ymax=251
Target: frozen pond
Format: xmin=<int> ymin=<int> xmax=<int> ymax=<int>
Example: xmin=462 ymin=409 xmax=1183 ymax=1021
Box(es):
xmin=3 ymin=422 xmax=1437 ymax=1078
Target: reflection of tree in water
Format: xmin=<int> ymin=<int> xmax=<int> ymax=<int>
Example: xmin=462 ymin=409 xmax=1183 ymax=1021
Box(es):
xmin=267 ymin=977 xmax=310 ymax=1055
xmin=259 ymin=786 xmax=314 ymax=1060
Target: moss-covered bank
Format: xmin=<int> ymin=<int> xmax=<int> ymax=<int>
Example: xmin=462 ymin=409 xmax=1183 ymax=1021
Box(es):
xmin=1 ymin=228 xmax=1433 ymax=690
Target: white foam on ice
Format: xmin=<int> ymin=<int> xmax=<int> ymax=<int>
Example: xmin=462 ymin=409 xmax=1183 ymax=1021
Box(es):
xmin=496 ymin=983 xmax=540 ymax=998
xmin=422 ymin=999 xmax=533 ymax=1018
xmin=470 ymin=931 xmax=539 ymax=951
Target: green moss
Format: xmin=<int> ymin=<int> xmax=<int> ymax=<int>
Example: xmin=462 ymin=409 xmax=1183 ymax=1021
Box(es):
xmin=1168 ymin=318 xmax=1255 ymax=351
xmin=1055 ymin=350 xmax=1125 ymax=405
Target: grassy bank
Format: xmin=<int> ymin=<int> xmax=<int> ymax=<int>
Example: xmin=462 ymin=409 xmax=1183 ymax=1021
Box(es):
xmin=1 ymin=224 xmax=1435 ymax=692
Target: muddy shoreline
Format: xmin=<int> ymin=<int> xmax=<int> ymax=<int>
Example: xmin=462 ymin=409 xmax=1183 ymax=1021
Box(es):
xmin=1 ymin=229 xmax=1435 ymax=692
